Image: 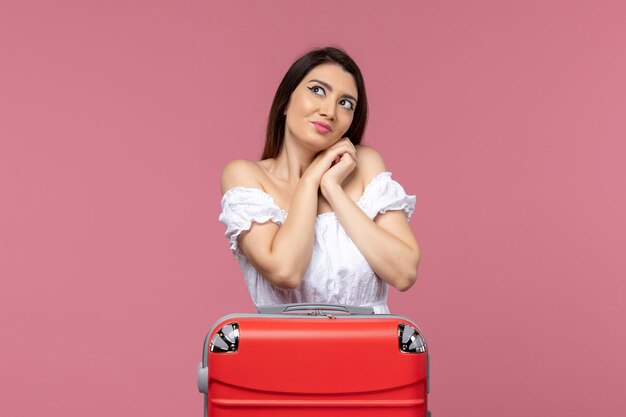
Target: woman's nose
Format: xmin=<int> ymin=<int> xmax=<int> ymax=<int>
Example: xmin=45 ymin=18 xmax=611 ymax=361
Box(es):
xmin=319 ymin=101 xmax=335 ymax=121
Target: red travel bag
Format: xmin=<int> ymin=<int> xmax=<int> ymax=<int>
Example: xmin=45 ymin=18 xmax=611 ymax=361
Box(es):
xmin=197 ymin=303 xmax=430 ymax=417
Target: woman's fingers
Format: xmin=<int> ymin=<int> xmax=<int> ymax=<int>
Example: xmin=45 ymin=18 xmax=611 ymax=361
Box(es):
xmin=311 ymin=138 xmax=357 ymax=175
xmin=334 ymin=138 xmax=355 ymax=154
xmin=326 ymin=149 xmax=352 ymax=167
xmin=305 ymin=139 xmax=358 ymax=185
xmin=327 ymin=141 xmax=356 ymax=160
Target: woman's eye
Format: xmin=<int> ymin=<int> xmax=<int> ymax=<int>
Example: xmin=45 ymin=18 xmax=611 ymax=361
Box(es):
xmin=340 ymin=100 xmax=354 ymax=110
xmin=308 ymin=86 xmax=325 ymax=96
xmin=308 ymin=86 xmax=354 ymax=110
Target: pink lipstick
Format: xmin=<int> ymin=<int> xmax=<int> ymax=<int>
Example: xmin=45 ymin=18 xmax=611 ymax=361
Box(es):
xmin=311 ymin=121 xmax=332 ymax=134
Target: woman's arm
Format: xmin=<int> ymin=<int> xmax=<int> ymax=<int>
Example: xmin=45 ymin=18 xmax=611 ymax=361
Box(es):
xmin=221 ymin=159 xmax=317 ymax=290
xmin=221 ymin=140 xmax=357 ymax=290
xmin=320 ymin=145 xmax=420 ymax=291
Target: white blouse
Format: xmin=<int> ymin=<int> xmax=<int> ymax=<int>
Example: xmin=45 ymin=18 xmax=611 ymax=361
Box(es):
xmin=218 ymin=171 xmax=416 ymax=314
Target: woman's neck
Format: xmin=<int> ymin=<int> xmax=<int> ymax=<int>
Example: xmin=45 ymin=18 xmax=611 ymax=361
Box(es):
xmin=270 ymin=139 xmax=316 ymax=185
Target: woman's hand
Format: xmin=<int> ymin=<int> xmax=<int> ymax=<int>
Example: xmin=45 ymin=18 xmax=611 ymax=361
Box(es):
xmin=302 ymin=138 xmax=356 ymax=186
xmin=320 ymin=151 xmax=357 ymax=198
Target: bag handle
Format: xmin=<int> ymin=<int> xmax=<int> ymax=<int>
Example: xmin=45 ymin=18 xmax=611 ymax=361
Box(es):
xmin=256 ymin=303 xmax=374 ymax=315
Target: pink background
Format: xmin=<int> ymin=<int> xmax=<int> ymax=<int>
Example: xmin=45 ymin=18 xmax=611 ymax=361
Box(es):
xmin=1 ymin=1 xmax=624 ymax=416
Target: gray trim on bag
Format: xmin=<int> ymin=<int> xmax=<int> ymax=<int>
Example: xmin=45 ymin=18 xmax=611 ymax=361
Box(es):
xmin=257 ymin=303 xmax=374 ymax=315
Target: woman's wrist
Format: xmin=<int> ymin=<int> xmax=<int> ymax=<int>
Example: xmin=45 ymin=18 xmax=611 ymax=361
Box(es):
xmin=320 ymin=179 xmax=344 ymax=202
xmin=299 ymin=173 xmax=321 ymax=190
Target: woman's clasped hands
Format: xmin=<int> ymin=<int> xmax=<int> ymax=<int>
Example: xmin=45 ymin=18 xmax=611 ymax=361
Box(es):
xmin=302 ymin=138 xmax=357 ymax=197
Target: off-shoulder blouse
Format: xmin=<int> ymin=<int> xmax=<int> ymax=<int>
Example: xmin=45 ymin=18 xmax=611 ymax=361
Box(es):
xmin=218 ymin=171 xmax=416 ymax=314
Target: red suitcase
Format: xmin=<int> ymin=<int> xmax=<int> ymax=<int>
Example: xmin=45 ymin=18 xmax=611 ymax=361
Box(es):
xmin=197 ymin=303 xmax=430 ymax=417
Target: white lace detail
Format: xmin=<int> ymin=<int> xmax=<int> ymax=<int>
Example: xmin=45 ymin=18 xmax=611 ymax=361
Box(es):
xmin=357 ymin=172 xmax=416 ymax=220
xmin=219 ymin=187 xmax=287 ymax=254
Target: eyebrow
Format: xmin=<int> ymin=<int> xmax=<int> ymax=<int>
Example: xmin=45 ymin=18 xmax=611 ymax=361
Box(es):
xmin=308 ymin=79 xmax=358 ymax=103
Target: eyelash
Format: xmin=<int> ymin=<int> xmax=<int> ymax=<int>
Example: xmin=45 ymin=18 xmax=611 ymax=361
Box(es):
xmin=308 ymin=86 xmax=355 ymax=111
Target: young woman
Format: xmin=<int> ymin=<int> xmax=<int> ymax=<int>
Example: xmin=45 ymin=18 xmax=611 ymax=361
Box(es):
xmin=219 ymin=47 xmax=419 ymax=314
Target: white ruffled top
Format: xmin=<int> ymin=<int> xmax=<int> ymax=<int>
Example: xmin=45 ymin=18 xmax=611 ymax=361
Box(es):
xmin=218 ymin=171 xmax=416 ymax=314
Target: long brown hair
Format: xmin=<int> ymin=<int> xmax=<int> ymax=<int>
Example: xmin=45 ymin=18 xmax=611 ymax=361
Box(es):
xmin=261 ymin=46 xmax=368 ymax=160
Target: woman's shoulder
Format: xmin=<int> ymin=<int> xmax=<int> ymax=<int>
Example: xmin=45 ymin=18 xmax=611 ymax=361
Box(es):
xmin=355 ymin=144 xmax=388 ymax=186
xmin=220 ymin=158 xmax=266 ymax=195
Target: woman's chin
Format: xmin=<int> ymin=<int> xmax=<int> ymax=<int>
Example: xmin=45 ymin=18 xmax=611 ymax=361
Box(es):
xmin=286 ymin=129 xmax=341 ymax=152
xmin=298 ymin=134 xmax=339 ymax=150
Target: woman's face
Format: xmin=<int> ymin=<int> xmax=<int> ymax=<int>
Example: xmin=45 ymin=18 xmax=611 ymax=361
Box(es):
xmin=283 ymin=63 xmax=358 ymax=152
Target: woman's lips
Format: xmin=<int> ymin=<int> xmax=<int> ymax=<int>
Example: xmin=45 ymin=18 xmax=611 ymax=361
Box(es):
xmin=311 ymin=121 xmax=332 ymax=134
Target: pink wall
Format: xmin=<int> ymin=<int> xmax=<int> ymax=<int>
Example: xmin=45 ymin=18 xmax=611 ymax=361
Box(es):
xmin=1 ymin=1 xmax=624 ymax=416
